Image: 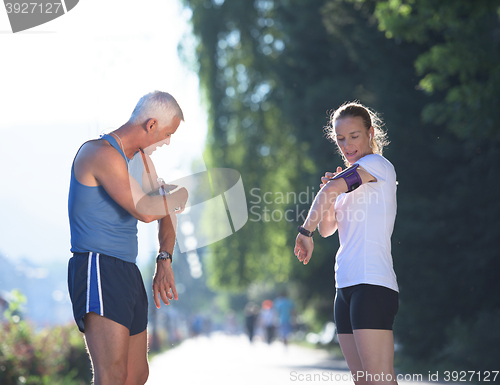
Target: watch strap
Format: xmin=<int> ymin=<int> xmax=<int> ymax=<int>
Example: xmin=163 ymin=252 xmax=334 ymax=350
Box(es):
xmin=297 ymin=226 xmax=314 ymax=237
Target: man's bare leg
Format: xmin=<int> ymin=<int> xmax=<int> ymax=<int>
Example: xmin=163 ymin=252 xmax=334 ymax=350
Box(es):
xmin=125 ymin=329 xmax=149 ymax=385
xmin=84 ymin=312 xmax=148 ymax=385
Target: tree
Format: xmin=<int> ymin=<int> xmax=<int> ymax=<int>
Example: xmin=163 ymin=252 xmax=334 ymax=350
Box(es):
xmin=367 ymin=0 xmax=500 ymax=140
xmin=181 ymin=0 xmax=500 ymax=373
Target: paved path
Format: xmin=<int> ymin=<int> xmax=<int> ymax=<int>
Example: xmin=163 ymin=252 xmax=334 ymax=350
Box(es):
xmin=146 ymin=332 xmax=449 ymax=385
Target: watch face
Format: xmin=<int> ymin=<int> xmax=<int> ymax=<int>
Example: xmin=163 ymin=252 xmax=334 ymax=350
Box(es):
xmin=157 ymin=252 xmax=172 ymax=260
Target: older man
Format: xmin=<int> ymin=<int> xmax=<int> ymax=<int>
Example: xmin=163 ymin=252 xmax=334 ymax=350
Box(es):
xmin=68 ymin=91 xmax=188 ymax=385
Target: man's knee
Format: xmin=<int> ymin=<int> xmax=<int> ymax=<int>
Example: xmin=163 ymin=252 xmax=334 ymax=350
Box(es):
xmin=130 ymin=358 xmax=149 ymax=385
xmin=124 ymin=363 xmax=148 ymax=385
xmin=94 ymin=359 xmax=128 ymax=385
xmin=137 ymin=365 xmax=149 ymax=385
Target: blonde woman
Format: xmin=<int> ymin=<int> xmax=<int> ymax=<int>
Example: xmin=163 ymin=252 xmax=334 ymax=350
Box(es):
xmin=294 ymin=102 xmax=399 ymax=385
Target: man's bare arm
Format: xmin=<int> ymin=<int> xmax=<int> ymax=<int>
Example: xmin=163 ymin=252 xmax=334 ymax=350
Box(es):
xmin=139 ymin=151 xmax=180 ymax=308
xmin=158 ymin=215 xmax=177 ymax=255
xmin=79 ymin=142 xmax=186 ymax=223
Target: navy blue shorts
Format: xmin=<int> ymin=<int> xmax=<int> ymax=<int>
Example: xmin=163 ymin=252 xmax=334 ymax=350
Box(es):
xmin=68 ymin=252 xmax=148 ymax=336
xmin=334 ymin=284 xmax=399 ymax=334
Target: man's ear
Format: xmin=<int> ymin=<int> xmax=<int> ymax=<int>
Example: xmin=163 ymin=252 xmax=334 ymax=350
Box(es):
xmin=146 ymin=118 xmax=158 ymax=132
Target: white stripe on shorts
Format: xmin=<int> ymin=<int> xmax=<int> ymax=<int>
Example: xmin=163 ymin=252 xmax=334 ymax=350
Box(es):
xmin=86 ymin=252 xmax=104 ymax=316
xmin=86 ymin=253 xmax=91 ymax=313
xmin=96 ymin=253 xmax=104 ymax=316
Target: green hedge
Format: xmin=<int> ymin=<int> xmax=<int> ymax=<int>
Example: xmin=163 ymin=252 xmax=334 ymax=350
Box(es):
xmin=0 ymin=290 xmax=91 ymax=385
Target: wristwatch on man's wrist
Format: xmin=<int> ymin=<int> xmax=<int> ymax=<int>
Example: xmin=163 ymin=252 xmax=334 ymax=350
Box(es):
xmin=156 ymin=251 xmax=173 ymax=263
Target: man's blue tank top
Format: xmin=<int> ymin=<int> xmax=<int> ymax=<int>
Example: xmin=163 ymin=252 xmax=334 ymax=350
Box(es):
xmin=68 ymin=134 xmax=144 ymax=263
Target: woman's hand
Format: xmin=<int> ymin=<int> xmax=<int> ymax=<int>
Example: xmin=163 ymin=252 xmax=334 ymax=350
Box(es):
xmin=320 ymin=166 xmax=343 ymax=188
xmin=294 ymin=233 xmax=314 ymax=265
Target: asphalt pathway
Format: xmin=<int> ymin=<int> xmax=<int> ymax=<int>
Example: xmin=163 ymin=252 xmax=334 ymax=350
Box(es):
xmin=146 ymin=332 xmax=455 ymax=385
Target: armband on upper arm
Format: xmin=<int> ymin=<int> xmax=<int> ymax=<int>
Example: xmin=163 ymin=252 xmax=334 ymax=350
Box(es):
xmin=330 ymin=163 xmax=362 ymax=193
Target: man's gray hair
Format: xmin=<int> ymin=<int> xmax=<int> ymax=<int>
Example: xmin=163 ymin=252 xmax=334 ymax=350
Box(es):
xmin=129 ymin=91 xmax=184 ymax=126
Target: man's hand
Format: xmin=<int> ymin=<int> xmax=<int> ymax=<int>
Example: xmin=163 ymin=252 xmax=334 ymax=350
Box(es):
xmin=294 ymin=233 xmax=314 ymax=265
xmin=171 ymin=187 xmax=188 ymax=214
xmin=152 ymin=260 xmax=178 ymax=308
xmin=161 ymin=183 xmax=179 ymax=193
xmin=158 ymin=181 xmax=188 ymax=214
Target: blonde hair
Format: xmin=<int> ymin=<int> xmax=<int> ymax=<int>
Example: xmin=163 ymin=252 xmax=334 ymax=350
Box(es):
xmin=324 ymin=101 xmax=389 ymax=165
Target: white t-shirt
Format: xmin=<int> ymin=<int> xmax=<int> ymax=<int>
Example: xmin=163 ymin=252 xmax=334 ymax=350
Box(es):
xmin=333 ymin=154 xmax=398 ymax=292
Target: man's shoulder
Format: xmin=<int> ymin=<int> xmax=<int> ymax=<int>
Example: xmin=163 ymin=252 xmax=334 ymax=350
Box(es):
xmin=74 ymin=138 xmax=125 ymax=183
xmin=78 ymin=138 xmax=121 ymax=162
xmin=81 ymin=137 xmax=111 ymax=151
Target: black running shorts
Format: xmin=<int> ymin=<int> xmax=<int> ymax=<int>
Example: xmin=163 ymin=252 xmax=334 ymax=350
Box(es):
xmin=68 ymin=252 xmax=148 ymax=336
xmin=334 ymin=284 xmax=399 ymax=334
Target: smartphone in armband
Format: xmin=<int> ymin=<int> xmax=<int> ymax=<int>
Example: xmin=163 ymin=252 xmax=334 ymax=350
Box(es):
xmin=329 ymin=163 xmax=362 ymax=193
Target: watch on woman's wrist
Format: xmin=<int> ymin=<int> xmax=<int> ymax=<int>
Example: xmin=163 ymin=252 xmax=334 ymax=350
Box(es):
xmin=156 ymin=251 xmax=172 ymax=263
xmin=297 ymin=226 xmax=315 ymax=237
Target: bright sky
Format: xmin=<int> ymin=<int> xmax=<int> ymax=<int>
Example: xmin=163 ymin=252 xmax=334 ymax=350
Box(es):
xmin=0 ymin=0 xmax=208 ymax=267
